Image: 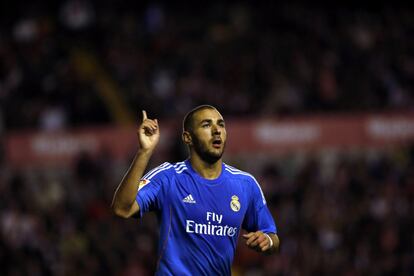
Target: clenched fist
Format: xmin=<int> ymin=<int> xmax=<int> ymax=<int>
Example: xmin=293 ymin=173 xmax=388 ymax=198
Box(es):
xmin=243 ymin=231 xmax=274 ymax=253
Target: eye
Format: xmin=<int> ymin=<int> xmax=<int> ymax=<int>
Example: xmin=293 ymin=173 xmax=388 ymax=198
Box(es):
xmin=202 ymin=123 xmax=210 ymax=128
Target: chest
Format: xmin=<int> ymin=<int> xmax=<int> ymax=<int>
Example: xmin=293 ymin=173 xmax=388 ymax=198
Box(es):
xmin=168 ymin=174 xmax=249 ymax=227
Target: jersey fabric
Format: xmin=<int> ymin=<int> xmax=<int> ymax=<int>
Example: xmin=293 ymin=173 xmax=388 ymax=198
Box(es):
xmin=136 ymin=160 xmax=277 ymax=276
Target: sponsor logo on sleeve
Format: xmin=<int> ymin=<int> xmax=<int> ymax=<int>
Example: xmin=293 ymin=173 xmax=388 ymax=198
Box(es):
xmin=138 ymin=179 xmax=150 ymax=190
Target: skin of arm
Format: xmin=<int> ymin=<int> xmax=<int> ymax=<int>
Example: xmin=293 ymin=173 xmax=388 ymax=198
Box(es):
xmin=243 ymin=231 xmax=280 ymax=255
xmin=111 ymin=110 xmax=160 ymax=218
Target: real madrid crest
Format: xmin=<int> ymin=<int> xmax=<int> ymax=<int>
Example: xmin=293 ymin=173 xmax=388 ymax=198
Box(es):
xmin=230 ymin=195 xmax=241 ymax=212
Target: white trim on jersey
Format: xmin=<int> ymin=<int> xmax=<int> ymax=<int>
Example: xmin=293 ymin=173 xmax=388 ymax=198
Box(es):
xmin=224 ymin=165 xmax=267 ymax=205
xmin=173 ymin=161 xmax=185 ymax=168
xmin=173 ymin=161 xmax=188 ymax=174
xmin=142 ymin=162 xmax=170 ymax=179
xmin=175 ymin=165 xmax=188 ymax=173
xmin=143 ymin=162 xmax=172 ymax=180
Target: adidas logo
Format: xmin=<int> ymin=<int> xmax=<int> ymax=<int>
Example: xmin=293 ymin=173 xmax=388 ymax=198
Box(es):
xmin=182 ymin=194 xmax=196 ymax=204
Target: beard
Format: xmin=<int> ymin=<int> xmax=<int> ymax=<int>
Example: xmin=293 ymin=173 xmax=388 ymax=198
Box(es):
xmin=191 ymin=135 xmax=225 ymax=164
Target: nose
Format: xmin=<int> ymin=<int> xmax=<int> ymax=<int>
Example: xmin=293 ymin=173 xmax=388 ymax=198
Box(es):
xmin=212 ymin=124 xmax=221 ymax=134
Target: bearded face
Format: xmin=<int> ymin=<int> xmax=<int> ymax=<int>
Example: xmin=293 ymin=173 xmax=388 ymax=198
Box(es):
xmin=191 ymin=130 xmax=225 ymax=163
xmin=185 ymin=108 xmax=227 ymax=164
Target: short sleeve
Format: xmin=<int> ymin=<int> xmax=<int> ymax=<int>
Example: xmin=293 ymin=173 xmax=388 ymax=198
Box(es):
xmin=242 ymin=177 xmax=277 ymax=234
xmin=136 ymin=163 xmax=172 ymax=218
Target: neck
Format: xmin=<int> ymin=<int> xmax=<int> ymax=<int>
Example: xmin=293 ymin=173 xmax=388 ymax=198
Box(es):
xmin=189 ymin=153 xmax=222 ymax=180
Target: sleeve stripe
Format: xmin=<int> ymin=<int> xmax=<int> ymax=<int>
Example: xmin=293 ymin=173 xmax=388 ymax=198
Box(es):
xmin=142 ymin=162 xmax=171 ymax=180
xmin=176 ymin=166 xmax=188 ymax=174
xmin=224 ymin=164 xmax=236 ymax=170
xmin=147 ymin=166 xmax=173 ymax=180
xmin=174 ymin=163 xmax=186 ymax=171
xmin=173 ymin=162 xmax=185 ymax=168
xmin=224 ymin=168 xmax=266 ymax=205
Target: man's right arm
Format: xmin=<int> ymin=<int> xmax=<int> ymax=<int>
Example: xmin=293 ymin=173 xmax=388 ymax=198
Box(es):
xmin=111 ymin=111 xmax=160 ymax=218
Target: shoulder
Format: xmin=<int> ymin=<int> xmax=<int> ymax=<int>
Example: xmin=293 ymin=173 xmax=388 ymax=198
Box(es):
xmin=142 ymin=161 xmax=189 ymax=181
xmin=141 ymin=162 xmax=174 ymax=181
xmin=224 ymin=163 xmax=258 ymax=183
xmin=224 ymin=163 xmax=266 ymax=204
xmin=171 ymin=161 xmax=190 ymax=175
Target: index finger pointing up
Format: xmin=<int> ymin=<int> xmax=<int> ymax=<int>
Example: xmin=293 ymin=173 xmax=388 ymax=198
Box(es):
xmin=142 ymin=110 xmax=148 ymax=121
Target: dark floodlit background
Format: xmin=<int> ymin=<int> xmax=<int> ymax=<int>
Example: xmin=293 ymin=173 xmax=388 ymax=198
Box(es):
xmin=1 ymin=1 xmax=414 ymax=275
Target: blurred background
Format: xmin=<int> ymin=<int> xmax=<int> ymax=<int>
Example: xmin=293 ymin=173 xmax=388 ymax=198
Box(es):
xmin=1 ymin=1 xmax=414 ymax=275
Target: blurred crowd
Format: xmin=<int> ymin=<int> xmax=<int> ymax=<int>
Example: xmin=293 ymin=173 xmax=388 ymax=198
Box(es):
xmin=1 ymin=1 xmax=414 ymax=276
xmin=1 ymin=144 xmax=414 ymax=275
xmin=244 ymin=146 xmax=414 ymax=275
xmin=1 ymin=1 xmax=414 ymax=131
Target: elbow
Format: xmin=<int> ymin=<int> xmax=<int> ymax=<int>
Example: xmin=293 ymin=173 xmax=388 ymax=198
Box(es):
xmin=111 ymin=203 xmax=131 ymax=219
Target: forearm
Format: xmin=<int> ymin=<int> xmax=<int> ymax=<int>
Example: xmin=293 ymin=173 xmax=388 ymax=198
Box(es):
xmin=111 ymin=149 xmax=153 ymax=217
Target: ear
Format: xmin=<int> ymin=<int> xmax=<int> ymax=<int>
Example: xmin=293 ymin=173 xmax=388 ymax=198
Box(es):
xmin=182 ymin=131 xmax=192 ymax=146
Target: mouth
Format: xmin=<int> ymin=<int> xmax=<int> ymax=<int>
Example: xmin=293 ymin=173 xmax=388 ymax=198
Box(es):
xmin=212 ymin=138 xmax=222 ymax=148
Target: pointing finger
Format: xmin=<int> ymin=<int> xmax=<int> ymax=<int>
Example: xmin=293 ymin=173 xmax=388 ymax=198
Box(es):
xmin=142 ymin=110 xmax=148 ymax=121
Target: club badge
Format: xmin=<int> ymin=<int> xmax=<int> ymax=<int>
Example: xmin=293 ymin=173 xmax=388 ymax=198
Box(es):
xmin=230 ymin=195 xmax=241 ymax=212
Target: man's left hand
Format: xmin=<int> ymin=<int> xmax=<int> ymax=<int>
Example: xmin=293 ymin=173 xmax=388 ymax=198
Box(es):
xmin=242 ymin=231 xmax=273 ymax=252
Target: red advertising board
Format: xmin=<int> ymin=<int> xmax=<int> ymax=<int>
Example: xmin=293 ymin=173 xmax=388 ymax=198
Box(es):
xmin=5 ymin=112 xmax=414 ymax=168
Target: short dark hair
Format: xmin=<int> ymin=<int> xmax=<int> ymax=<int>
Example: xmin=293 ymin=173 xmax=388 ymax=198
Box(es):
xmin=183 ymin=105 xmax=217 ymax=132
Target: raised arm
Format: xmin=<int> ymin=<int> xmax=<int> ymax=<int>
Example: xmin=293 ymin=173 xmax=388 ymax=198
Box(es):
xmin=111 ymin=110 xmax=160 ymax=218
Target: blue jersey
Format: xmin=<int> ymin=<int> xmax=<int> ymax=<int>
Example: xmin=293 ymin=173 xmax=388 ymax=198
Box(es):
xmin=136 ymin=160 xmax=277 ymax=275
